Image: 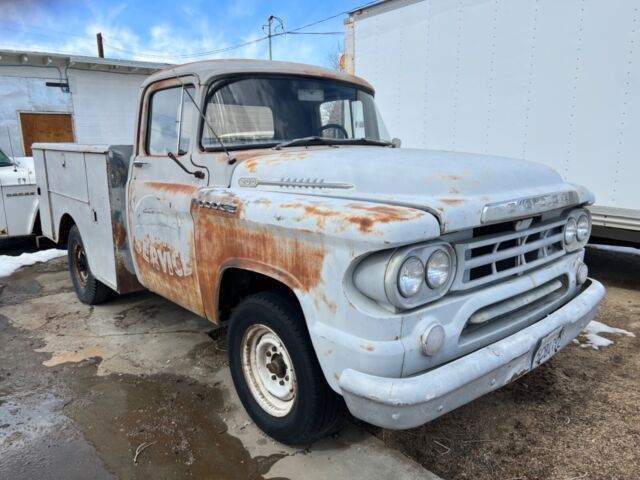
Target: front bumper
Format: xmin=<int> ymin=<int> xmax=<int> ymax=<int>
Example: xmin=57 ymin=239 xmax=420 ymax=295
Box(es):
xmin=338 ymin=278 xmax=605 ymax=429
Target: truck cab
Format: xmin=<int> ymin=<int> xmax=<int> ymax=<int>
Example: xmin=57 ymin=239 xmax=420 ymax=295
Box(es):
xmin=34 ymin=60 xmax=604 ymax=445
xmin=0 ymin=148 xmax=38 ymax=238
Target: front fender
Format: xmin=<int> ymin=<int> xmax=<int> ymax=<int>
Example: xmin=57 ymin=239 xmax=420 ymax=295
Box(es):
xmin=192 ymin=189 xmax=441 ymax=392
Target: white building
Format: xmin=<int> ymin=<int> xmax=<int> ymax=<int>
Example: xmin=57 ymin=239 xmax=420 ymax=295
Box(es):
xmin=0 ymin=50 xmax=167 ymax=156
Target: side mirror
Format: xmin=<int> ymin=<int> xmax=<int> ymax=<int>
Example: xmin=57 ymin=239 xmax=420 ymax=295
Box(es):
xmin=391 ymin=137 xmax=402 ymax=148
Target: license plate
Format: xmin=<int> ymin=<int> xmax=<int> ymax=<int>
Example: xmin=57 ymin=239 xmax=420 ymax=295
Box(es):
xmin=532 ymin=327 xmax=563 ymax=368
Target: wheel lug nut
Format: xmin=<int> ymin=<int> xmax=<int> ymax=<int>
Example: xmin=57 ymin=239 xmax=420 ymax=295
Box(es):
xmin=266 ymin=351 xmax=271 ymax=357
xmin=271 ymin=375 xmax=276 ymax=380
xmin=272 ymin=346 xmax=277 ymax=352
xmin=285 ymin=375 xmax=289 ymax=381
xmin=279 ymin=380 xmax=284 ymax=386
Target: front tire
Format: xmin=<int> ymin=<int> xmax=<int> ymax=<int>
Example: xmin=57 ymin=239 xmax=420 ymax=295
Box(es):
xmin=67 ymin=225 xmax=111 ymax=304
xmin=228 ymin=291 xmax=344 ymax=445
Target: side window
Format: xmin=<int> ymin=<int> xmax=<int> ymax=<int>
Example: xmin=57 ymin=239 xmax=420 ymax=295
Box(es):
xmin=147 ymin=85 xmax=195 ymax=155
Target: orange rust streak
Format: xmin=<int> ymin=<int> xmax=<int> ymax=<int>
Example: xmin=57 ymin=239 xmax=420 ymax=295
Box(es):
xmin=194 ymin=207 xmax=326 ymax=322
xmin=144 ymin=181 xmax=199 ymax=195
xmin=439 ymin=198 xmax=467 ymax=206
xmin=440 ymin=174 xmax=462 ymax=181
xmin=113 ymin=221 xmax=127 ymax=249
xmin=281 ymin=202 xmax=423 ymax=234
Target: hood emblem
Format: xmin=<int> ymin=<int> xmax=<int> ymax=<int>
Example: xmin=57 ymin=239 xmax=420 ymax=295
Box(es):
xmin=482 ymin=191 xmax=579 ymax=223
xmin=238 ymin=177 xmax=353 ymax=190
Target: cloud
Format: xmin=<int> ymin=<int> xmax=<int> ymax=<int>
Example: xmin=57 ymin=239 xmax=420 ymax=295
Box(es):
xmin=0 ymin=0 xmax=345 ymax=67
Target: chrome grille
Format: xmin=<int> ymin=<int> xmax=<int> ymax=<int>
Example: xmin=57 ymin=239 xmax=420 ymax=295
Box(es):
xmin=452 ymin=218 xmax=566 ymax=290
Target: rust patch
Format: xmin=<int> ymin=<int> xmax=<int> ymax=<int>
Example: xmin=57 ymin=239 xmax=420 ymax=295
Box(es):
xmin=133 ymin=235 xmax=205 ymax=316
xmin=440 ymin=174 xmax=462 ymax=181
xmin=113 ymin=221 xmax=127 ymax=249
xmin=439 ymin=198 xmax=467 ymax=206
xmin=314 ymin=291 xmax=337 ymax=315
xmin=144 ymin=181 xmax=199 ymax=195
xmin=360 ymin=344 xmax=375 ymax=352
xmin=251 ymin=198 xmax=272 ymax=208
xmin=194 ymin=207 xmax=326 ymax=322
xmin=344 ymin=204 xmax=423 ymax=233
xmin=281 ymin=202 xmax=423 ymax=234
xmin=244 ymin=159 xmax=259 ymax=173
xmin=281 ymin=203 xmax=339 ymax=229
xmin=241 ymin=150 xmax=310 ymax=173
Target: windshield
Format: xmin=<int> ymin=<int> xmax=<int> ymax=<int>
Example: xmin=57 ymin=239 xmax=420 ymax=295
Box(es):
xmin=201 ymin=76 xmax=390 ymax=150
xmin=0 ymin=149 xmax=13 ymax=167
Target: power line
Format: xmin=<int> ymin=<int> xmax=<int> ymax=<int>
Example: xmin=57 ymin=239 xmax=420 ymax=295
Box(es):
xmin=4 ymin=1 xmax=378 ymax=61
xmin=102 ymin=30 xmax=342 ymax=60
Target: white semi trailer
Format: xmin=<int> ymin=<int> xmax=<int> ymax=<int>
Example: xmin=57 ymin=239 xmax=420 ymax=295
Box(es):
xmin=344 ymin=0 xmax=640 ymax=242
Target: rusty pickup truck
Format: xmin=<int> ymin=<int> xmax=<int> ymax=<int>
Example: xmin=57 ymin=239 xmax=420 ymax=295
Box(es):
xmin=32 ymin=59 xmax=605 ymax=445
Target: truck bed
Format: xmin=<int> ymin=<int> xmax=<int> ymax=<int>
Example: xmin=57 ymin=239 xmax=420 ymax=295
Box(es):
xmin=33 ymin=143 xmax=142 ymax=294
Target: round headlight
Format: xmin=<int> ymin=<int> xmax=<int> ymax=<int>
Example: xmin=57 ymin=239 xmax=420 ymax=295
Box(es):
xmin=426 ymin=249 xmax=452 ymax=289
xmin=398 ymin=256 xmax=424 ymax=297
xmin=564 ymin=218 xmax=578 ymax=245
xmin=577 ymin=214 xmax=590 ymax=241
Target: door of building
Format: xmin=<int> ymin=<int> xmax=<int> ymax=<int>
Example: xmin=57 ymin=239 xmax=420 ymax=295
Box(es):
xmin=20 ymin=112 xmax=74 ymax=156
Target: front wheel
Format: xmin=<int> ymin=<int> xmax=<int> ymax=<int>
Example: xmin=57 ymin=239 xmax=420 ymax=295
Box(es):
xmin=228 ymin=291 xmax=344 ymax=445
xmin=67 ymin=225 xmax=112 ymax=304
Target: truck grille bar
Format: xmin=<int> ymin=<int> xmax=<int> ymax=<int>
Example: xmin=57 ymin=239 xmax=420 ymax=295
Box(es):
xmin=452 ymin=218 xmax=566 ymax=291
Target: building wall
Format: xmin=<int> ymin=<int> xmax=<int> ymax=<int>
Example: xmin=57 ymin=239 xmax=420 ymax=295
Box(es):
xmin=0 ymin=65 xmax=72 ymax=156
xmin=0 ymin=65 xmax=149 ymax=156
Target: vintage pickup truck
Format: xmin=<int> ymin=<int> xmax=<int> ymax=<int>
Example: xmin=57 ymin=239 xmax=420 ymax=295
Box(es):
xmin=33 ymin=59 xmax=605 ymax=445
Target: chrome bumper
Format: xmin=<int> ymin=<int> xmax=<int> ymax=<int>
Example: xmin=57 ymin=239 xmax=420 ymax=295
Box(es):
xmin=338 ymin=279 xmax=605 ymax=429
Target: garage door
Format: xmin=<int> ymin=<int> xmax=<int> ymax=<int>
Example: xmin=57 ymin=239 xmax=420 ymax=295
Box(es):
xmin=20 ymin=113 xmax=74 ymax=156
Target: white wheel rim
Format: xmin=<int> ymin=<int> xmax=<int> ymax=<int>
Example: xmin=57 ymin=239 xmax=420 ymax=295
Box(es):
xmin=241 ymin=324 xmax=297 ymax=417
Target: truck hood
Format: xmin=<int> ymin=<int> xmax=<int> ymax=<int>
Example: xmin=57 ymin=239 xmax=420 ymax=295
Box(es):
xmin=230 ymin=147 xmax=592 ymax=233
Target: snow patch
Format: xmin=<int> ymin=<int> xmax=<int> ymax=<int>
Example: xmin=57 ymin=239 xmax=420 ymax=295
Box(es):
xmin=578 ymin=320 xmax=635 ymax=350
xmin=0 ymin=249 xmax=66 ymax=278
xmin=587 ymin=244 xmax=640 ymax=256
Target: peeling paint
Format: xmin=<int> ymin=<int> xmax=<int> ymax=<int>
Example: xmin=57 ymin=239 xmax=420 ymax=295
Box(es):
xmin=193 ymin=200 xmax=327 ymax=322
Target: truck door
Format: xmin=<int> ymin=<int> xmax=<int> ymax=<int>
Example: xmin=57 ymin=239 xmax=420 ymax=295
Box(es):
xmin=127 ymin=78 xmax=206 ymax=316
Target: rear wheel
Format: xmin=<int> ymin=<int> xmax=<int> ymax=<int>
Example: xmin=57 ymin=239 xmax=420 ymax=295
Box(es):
xmin=228 ymin=291 xmax=344 ymax=445
xmin=67 ymin=225 xmax=111 ymax=304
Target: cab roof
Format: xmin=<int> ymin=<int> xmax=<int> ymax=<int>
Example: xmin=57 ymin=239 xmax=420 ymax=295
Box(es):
xmin=141 ymin=58 xmax=373 ymax=92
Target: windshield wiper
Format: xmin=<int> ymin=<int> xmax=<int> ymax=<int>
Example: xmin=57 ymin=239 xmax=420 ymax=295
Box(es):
xmin=275 ymin=136 xmax=394 ymax=150
xmin=274 ymin=136 xmax=338 ymax=150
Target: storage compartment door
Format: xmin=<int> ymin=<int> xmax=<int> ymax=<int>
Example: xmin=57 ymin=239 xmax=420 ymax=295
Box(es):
xmin=32 ymin=149 xmax=54 ymax=238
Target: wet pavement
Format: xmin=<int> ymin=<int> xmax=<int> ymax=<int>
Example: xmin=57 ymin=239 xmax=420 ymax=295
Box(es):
xmin=0 ymin=245 xmax=435 ymax=480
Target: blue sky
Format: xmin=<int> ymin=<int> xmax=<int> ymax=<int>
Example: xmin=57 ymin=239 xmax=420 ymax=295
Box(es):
xmin=0 ymin=0 xmax=371 ymax=67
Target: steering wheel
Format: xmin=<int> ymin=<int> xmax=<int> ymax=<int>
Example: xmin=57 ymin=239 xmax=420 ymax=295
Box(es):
xmin=317 ymin=123 xmax=349 ymax=139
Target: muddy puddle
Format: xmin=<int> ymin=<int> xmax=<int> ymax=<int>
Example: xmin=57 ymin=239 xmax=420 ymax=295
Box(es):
xmin=0 ymin=316 xmax=289 ymax=479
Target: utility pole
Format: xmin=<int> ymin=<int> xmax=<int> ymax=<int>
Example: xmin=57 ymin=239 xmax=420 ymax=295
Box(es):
xmin=96 ymin=32 xmax=104 ymax=58
xmin=263 ymin=15 xmax=284 ymax=60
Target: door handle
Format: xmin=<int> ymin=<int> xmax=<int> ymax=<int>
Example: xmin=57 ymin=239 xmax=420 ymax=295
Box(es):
xmin=132 ymin=160 xmax=148 ymax=168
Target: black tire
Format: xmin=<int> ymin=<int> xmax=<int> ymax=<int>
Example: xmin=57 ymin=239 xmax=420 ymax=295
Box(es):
xmin=228 ymin=291 xmax=344 ymax=445
xmin=67 ymin=225 xmax=112 ymax=304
